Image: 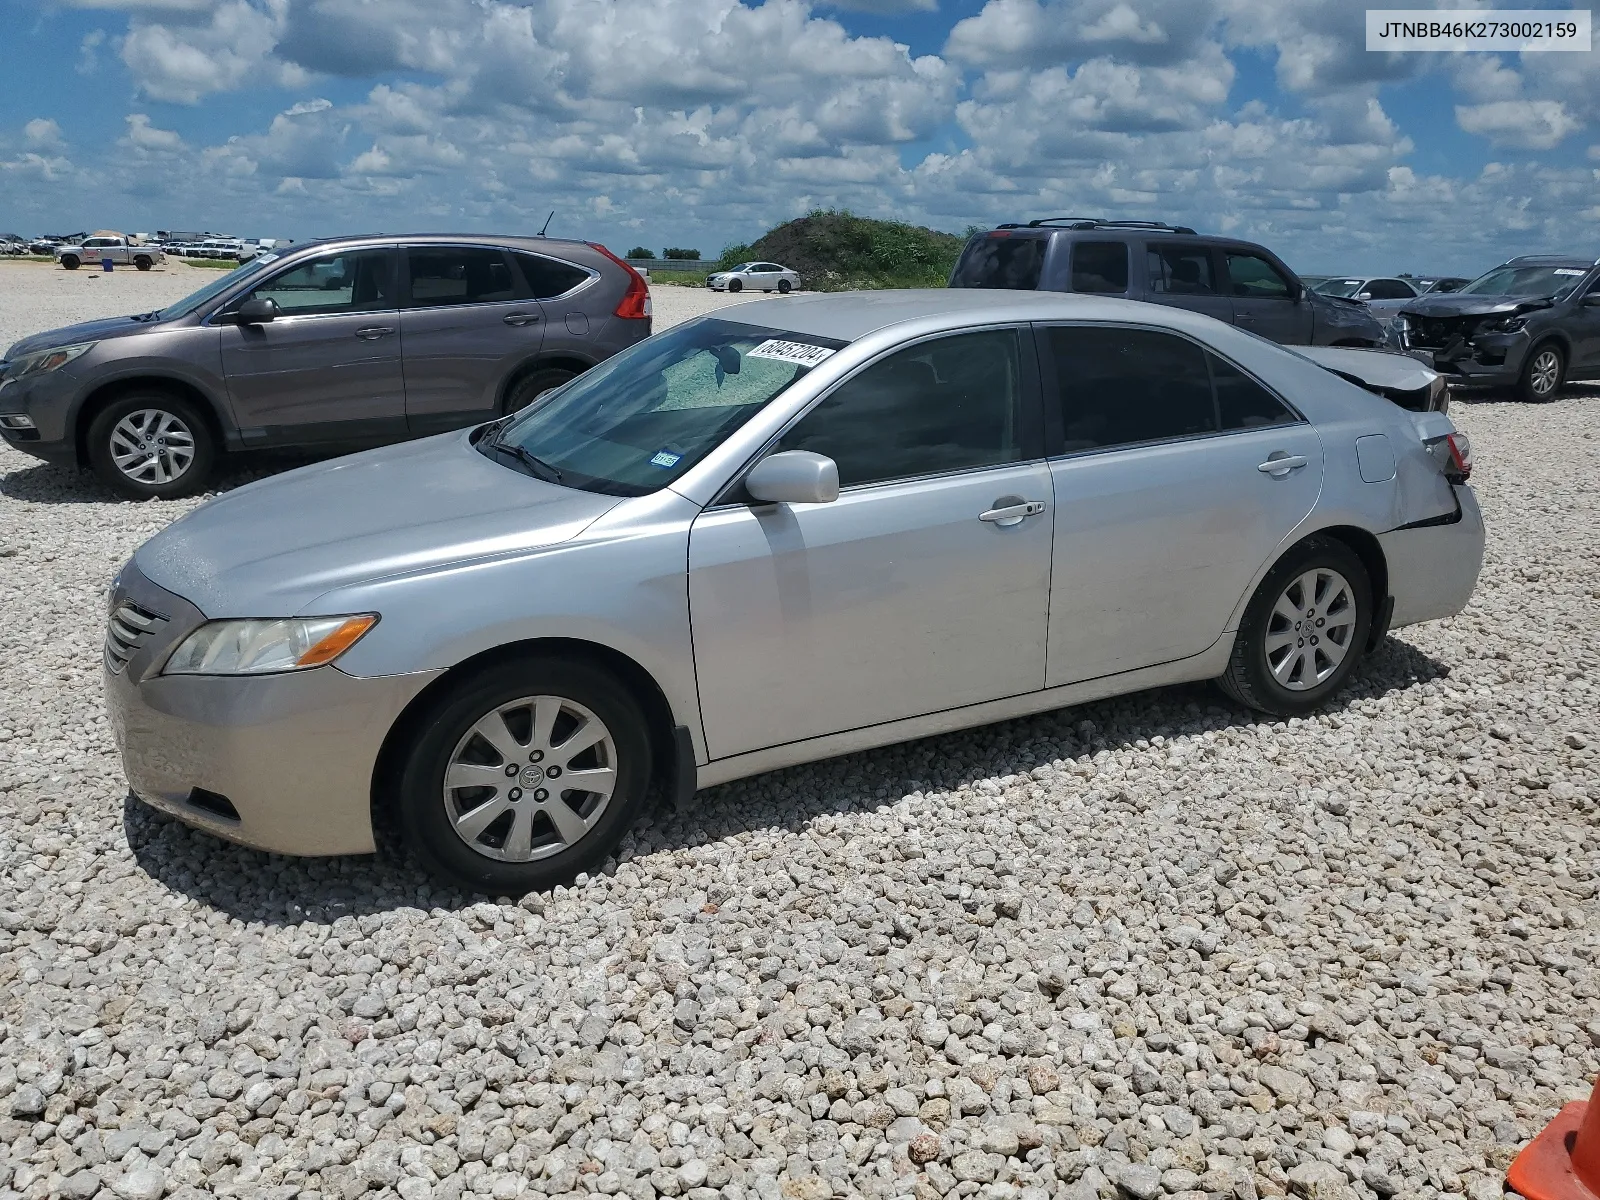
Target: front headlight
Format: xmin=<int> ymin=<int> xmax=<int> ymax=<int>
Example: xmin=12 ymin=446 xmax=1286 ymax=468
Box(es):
xmin=3 ymin=341 xmax=95 ymax=381
xmin=1480 ymin=315 xmax=1526 ymax=334
xmin=163 ymin=614 xmax=378 ymax=676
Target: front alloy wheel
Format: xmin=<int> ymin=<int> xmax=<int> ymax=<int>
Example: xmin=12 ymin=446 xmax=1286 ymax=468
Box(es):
xmin=109 ymin=409 xmax=197 ymax=488
xmin=1517 ymin=344 xmax=1564 ymax=403
xmin=86 ymin=392 xmax=217 ymax=499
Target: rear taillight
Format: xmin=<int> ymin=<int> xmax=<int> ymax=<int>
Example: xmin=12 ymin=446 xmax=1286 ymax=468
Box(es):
xmin=1430 ymin=431 xmax=1471 ymax=482
xmin=588 ymin=242 xmax=652 ymax=320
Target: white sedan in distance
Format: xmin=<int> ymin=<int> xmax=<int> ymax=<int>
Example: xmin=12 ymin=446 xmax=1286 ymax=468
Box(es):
xmin=707 ymin=262 xmax=800 ymax=293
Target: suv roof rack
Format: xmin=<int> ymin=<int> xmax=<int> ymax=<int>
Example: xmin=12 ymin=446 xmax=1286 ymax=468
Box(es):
xmin=995 ymin=217 xmax=1198 ymax=235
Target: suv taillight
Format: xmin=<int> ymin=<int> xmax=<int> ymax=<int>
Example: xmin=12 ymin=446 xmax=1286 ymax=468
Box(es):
xmin=588 ymin=242 xmax=652 ymax=320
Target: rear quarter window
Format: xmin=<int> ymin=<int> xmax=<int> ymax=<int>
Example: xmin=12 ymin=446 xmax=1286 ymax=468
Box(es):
xmin=1070 ymin=241 xmax=1129 ymax=294
xmin=949 ymin=236 xmax=1047 ymax=290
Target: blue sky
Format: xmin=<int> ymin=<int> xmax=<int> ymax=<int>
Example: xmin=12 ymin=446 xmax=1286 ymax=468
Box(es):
xmin=0 ymin=0 xmax=1595 ymax=275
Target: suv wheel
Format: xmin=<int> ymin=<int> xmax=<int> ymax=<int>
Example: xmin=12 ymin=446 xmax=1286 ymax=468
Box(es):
xmin=60 ymin=255 xmax=80 ymax=270
xmin=504 ymin=368 xmax=577 ymax=414
xmin=1217 ymin=537 xmax=1372 ymax=717
xmin=1517 ymin=342 xmax=1564 ymax=403
xmin=86 ymin=392 xmax=217 ymax=500
xmin=395 ymin=657 xmax=652 ymax=894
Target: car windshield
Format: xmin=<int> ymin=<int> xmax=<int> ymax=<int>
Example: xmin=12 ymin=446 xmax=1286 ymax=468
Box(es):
xmin=1313 ymin=279 xmax=1366 ymax=297
xmin=485 ymin=318 xmax=846 ymax=496
xmin=155 ymin=254 xmax=277 ymax=319
xmin=1459 ymin=264 xmax=1588 ymax=298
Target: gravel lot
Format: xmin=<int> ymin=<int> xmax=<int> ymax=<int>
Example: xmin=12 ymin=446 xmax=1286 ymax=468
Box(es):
xmin=1 ymin=258 xmax=1597 ymax=1200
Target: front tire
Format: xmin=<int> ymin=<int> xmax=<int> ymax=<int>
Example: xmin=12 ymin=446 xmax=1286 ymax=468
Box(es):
xmin=503 ymin=367 xmax=577 ymax=414
xmin=1516 ymin=342 xmax=1564 ymax=403
xmin=395 ymin=657 xmax=652 ymax=894
xmin=86 ymin=392 xmax=217 ymax=500
xmin=134 ymin=256 xmax=152 ymax=271
xmin=727 ymin=278 xmax=742 ymax=293
xmin=1217 ymin=537 xmax=1372 ymax=717
xmin=778 ymin=280 xmax=792 ymax=294
xmin=61 ymin=255 xmax=79 ymax=270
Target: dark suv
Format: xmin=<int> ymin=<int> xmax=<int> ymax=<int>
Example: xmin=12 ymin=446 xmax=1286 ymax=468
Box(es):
xmin=949 ymin=218 xmax=1383 ymax=348
xmin=0 ymin=234 xmax=651 ymax=498
xmin=1392 ymin=255 xmax=1600 ymax=402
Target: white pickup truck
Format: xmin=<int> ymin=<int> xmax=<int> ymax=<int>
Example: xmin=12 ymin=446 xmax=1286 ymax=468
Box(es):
xmin=57 ymin=236 xmax=165 ymax=272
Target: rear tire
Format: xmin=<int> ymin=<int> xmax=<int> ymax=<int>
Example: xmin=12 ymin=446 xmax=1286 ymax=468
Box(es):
xmin=395 ymin=656 xmax=652 ymax=895
xmin=1217 ymin=536 xmax=1372 ymax=717
xmin=85 ymin=391 xmax=217 ymax=500
xmin=503 ymin=367 xmax=578 ymax=415
xmin=61 ymin=255 xmax=79 ymax=270
xmin=1516 ymin=342 xmax=1564 ymax=403
xmin=727 ymin=278 xmax=742 ymax=293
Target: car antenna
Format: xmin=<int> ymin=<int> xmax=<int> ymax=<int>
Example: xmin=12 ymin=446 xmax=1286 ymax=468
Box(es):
xmin=537 ymin=211 xmax=554 ymax=237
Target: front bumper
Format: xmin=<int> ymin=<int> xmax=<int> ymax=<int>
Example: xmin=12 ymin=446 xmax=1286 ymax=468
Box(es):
xmin=1378 ymin=485 xmax=1485 ymax=630
xmin=1398 ymin=328 xmax=1530 ymax=387
xmin=103 ymin=563 xmax=443 ymax=856
xmin=0 ymin=367 xmax=80 ymax=463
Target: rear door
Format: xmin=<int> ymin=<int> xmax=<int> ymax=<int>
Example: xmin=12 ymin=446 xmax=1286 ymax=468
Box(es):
xmin=1225 ymin=248 xmax=1314 ymax=344
xmin=512 ymin=249 xmax=600 ymax=365
xmin=218 ymin=245 xmax=407 ymax=445
xmin=1038 ymin=322 xmax=1323 ymax=685
xmin=1574 ymin=271 xmax=1600 ymax=373
xmin=399 ymin=244 xmax=540 ymax=436
xmin=1144 ymin=241 xmax=1234 ymax=323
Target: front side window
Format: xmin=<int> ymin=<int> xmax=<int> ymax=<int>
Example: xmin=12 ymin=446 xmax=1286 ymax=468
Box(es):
xmin=405 ymin=247 xmax=516 ymax=307
xmin=1227 ymin=252 xmax=1293 ymax=300
xmin=487 ymin=318 xmax=842 ymax=496
xmin=240 ymin=249 xmax=396 ymax=316
xmin=776 ymin=329 xmax=1026 ymax=488
xmin=1148 ymin=244 xmax=1218 ymax=295
xmin=1070 ymin=241 xmax=1129 ymax=294
xmin=514 ymin=252 xmax=590 ymax=299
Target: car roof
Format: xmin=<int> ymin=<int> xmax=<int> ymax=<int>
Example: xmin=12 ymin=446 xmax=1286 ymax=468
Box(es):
xmin=712 ymin=288 xmax=1205 ymax=342
xmin=281 ymin=233 xmax=596 ymax=254
xmin=1502 ymin=255 xmax=1594 ymax=268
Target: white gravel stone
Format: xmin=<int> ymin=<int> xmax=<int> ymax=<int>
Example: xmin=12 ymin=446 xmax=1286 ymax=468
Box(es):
xmin=2 ymin=260 xmax=1599 ymax=1200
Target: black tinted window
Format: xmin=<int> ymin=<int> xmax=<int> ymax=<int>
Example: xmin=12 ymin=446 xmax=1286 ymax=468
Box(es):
xmin=1366 ymin=279 xmax=1414 ymax=300
xmin=1226 ymin=252 xmax=1292 ymax=300
xmin=949 ymin=236 xmax=1046 ymax=290
xmin=1048 ymin=326 xmax=1215 ymax=452
xmin=777 ymin=330 xmax=1026 ymax=487
xmin=1071 ymin=241 xmax=1128 ymax=293
xmin=514 ymin=252 xmax=590 ymax=299
xmin=406 ymin=247 xmax=515 ymax=307
xmin=1148 ymin=244 xmax=1217 ymax=295
xmin=242 ymin=249 xmax=396 ymax=316
xmin=1211 ymin=354 xmax=1295 ymax=430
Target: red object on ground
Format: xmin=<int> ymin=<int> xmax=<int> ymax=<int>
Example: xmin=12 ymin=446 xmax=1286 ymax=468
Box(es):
xmin=1508 ymin=1077 xmax=1600 ymax=1200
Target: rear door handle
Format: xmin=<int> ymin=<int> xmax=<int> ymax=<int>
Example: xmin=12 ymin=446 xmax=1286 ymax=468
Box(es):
xmin=1258 ymin=453 xmax=1308 ymax=477
xmin=979 ymin=501 xmax=1046 ymax=526
xmin=503 ymin=312 xmax=540 ymax=326
xmin=354 ymin=326 xmax=395 ymax=340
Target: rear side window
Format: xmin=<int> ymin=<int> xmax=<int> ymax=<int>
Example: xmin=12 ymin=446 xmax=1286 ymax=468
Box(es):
xmin=949 ymin=235 xmax=1046 ymax=290
xmin=1148 ymin=244 xmax=1217 ymax=295
xmin=406 ymin=247 xmax=516 ymax=307
xmin=514 ymin=252 xmax=590 ymax=299
xmin=1070 ymin=241 xmax=1128 ymax=294
xmin=1048 ymin=327 xmax=1214 ymax=451
xmin=1211 ymin=354 xmax=1296 ymax=430
xmin=1366 ymin=279 xmax=1415 ymax=300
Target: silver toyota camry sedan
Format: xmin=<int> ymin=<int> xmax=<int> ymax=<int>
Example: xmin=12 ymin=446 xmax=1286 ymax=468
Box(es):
xmin=104 ymin=290 xmax=1484 ymax=893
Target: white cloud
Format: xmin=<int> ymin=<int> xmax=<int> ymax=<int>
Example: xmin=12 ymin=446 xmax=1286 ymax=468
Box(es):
xmin=77 ymin=29 xmax=107 ymax=75
xmin=121 ymin=114 xmax=185 ymax=153
xmin=120 ymin=0 xmax=307 ymax=104
xmin=1456 ymin=100 xmax=1581 ymax=150
xmin=948 ymin=0 xmax=1219 ymax=68
xmin=821 ymin=0 xmax=937 ymax=10
xmin=24 ymin=119 xmax=65 ymax=149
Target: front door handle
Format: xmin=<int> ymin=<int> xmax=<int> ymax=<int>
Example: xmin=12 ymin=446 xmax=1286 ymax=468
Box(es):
xmin=1258 ymin=453 xmax=1308 ymax=477
xmin=979 ymin=500 xmax=1046 ymax=527
xmin=503 ymin=312 xmax=540 ymax=326
xmin=354 ymin=326 xmax=395 ymax=340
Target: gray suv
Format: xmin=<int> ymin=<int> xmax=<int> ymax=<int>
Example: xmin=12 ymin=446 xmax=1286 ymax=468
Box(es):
xmin=0 ymin=234 xmax=652 ymax=498
xmin=949 ymin=218 xmax=1384 ymax=348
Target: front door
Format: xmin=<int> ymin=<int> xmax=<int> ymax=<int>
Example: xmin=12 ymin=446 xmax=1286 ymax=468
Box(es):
xmin=218 ymin=246 xmax=406 ymax=445
xmin=688 ymin=327 xmax=1053 ymax=761
xmin=1038 ymin=323 xmax=1324 ymax=686
xmin=1574 ymin=272 xmax=1600 ymax=373
xmin=399 ymin=244 xmax=542 ymax=436
xmin=1225 ymin=248 xmax=1314 ymax=344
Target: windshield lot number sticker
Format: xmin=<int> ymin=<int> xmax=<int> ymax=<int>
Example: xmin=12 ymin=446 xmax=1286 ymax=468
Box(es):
xmin=1554 ymin=268 xmax=1585 ymax=275
xmin=747 ymin=340 xmax=836 ymax=368
xmin=650 ymin=450 xmax=681 ymax=468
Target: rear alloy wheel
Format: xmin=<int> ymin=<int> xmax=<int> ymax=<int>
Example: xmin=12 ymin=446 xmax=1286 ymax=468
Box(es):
xmin=396 ymin=657 xmax=652 ymax=894
xmin=1516 ymin=343 xmax=1564 ymax=403
xmin=504 ymin=367 xmax=577 ymax=414
xmin=778 ymin=279 xmax=792 ymax=294
xmin=727 ymin=278 xmax=742 ymax=293
xmin=86 ymin=392 xmax=217 ymax=499
xmin=1217 ymin=537 xmax=1372 ymax=716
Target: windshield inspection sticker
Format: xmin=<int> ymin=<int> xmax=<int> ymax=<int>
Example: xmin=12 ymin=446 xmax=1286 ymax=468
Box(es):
xmin=747 ymin=339 xmax=836 ymax=368
xmin=649 ymin=450 xmax=682 ymax=469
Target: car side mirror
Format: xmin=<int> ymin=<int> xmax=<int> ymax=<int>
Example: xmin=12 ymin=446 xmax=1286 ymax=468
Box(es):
xmin=745 ymin=451 xmax=839 ymax=505
xmin=1583 ymin=293 xmax=1600 ymax=307
xmin=1356 ymin=292 xmax=1372 ymax=301
xmin=232 ymin=297 xmax=280 ymax=325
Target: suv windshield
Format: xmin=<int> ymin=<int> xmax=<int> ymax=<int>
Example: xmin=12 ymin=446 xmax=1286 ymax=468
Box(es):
xmin=156 ymin=254 xmax=278 ymax=319
xmin=484 ymin=318 xmax=846 ymax=496
xmin=1459 ymin=264 xmax=1589 ymax=299
xmin=949 ymin=235 xmax=1047 ymax=290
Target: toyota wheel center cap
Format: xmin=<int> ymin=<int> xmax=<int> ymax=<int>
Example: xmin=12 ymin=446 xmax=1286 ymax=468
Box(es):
xmin=519 ymin=764 xmax=546 ymax=787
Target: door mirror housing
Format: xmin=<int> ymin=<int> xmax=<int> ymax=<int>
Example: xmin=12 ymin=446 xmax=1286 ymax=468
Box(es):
xmin=1583 ymin=292 xmax=1600 ymax=307
xmin=745 ymin=451 xmax=840 ymax=506
xmin=231 ymin=297 xmax=280 ymax=325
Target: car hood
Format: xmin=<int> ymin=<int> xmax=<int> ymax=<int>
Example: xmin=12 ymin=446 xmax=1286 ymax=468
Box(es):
xmin=1398 ymin=294 xmax=1554 ymax=319
xmin=4 ymin=314 xmax=163 ymax=361
xmin=133 ymin=431 xmax=624 ymax=617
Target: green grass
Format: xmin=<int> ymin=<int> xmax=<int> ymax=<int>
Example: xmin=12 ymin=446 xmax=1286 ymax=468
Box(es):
xmin=719 ymin=210 xmax=966 ymax=292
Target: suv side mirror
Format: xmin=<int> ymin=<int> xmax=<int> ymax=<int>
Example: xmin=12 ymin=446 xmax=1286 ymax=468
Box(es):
xmin=1583 ymin=293 xmax=1600 ymax=307
xmin=232 ymin=297 xmax=280 ymax=325
xmin=746 ymin=451 xmax=840 ymax=505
